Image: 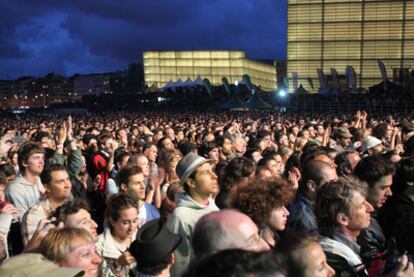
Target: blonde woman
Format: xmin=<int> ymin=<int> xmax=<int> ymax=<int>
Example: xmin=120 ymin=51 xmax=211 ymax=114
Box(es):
xmin=39 ymin=227 xmax=101 ymax=277
xmin=294 ymin=137 xmax=308 ymax=153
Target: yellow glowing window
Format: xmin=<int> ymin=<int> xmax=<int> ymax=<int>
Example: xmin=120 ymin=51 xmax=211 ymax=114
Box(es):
xmin=210 ymin=51 xmax=230 ymax=59
xmin=175 ymin=52 xmax=193 ymax=59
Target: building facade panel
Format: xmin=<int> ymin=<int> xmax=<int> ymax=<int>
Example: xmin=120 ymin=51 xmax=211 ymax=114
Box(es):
xmin=144 ymin=51 xmax=277 ymax=91
xmin=324 ymin=3 xmax=362 ymax=22
xmin=288 ymin=0 xmax=413 ymax=93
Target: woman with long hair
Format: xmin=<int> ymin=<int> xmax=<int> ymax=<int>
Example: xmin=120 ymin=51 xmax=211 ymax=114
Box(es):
xmin=96 ymin=193 xmax=138 ymax=277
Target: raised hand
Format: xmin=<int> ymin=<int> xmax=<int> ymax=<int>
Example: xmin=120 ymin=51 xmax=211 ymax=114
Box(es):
xmin=92 ymin=175 xmax=102 ymax=191
xmin=386 ymin=255 xmax=414 ymax=277
xmin=324 ymin=127 xmax=331 ymax=138
xmin=66 ymin=116 xmax=73 ymax=140
xmin=288 ymin=167 xmax=301 ymax=190
xmin=58 ymin=122 xmax=67 ymax=145
xmin=361 ymin=111 xmax=368 ymax=120
xmin=0 ymin=202 xmax=19 ymax=221
xmin=24 ymin=217 xmax=63 ymax=253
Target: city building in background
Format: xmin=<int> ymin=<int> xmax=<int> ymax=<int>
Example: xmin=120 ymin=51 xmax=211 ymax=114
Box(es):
xmin=288 ymin=0 xmax=414 ymax=93
xmin=143 ymin=50 xmax=277 ymax=91
xmin=73 ymin=67 xmax=143 ymax=97
xmin=74 ymin=73 xmax=114 ymax=96
xmin=0 ymin=80 xmax=11 ymax=103
xmin=0 ymin=63 xmax=144 ymax=109
xmin=4 ymin=75 xmax=75 ymax=109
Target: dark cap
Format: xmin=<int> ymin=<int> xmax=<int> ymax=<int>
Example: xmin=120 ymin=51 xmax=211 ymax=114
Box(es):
xmin=82 ymin=134 xmax=96 ymax=145
xmin=129 ymin=219 xmax=182 ymax=263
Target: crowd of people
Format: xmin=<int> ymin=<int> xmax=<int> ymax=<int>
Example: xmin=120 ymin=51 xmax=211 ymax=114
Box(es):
xmin=0 ymin=110 xmax=413 ymax=276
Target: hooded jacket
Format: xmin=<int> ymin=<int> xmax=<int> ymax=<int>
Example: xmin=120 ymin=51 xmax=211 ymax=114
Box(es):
xmin=166 ymin=193 xmax=219 ymax=277
xmin=6 ymin=175 xmax=44 ymax=219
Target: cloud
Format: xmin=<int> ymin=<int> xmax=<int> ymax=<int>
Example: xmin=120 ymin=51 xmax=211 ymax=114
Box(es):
xmin=0 ymin=0 xmax=287 ymax=79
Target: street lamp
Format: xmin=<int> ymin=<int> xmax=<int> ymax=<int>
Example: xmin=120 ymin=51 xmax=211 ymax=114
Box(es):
xmin=42 ymin=85 xmax=48 ymax=107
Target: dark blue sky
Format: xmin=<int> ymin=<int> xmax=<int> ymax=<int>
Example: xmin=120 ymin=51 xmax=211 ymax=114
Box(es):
xmin=0 ymin=0 xmax=287 ymax=79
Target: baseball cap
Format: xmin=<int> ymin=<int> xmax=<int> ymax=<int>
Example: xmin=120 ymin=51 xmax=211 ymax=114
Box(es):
xmin=361 ymin=136 xmax=382 ymax=153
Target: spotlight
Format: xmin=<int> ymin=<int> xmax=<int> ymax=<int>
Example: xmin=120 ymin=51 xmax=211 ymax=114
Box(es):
xmin=278 ymin=89 xmax=287 ymax=97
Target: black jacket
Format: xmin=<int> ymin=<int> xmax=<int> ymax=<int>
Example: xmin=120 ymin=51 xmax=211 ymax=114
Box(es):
xmin=325 ymin=252 xmax=368 ymax=277
xmin=390 ymin=194 xmax=414 ymax=255
xmin=357 ymin=211 xmax=386 ymax=265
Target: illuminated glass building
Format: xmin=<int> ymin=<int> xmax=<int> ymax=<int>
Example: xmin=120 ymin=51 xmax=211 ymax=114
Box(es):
xmin=143 ymin=51 xmax=277 ymax=91
xmin=288 ymin=0 xmax=414 ymax=92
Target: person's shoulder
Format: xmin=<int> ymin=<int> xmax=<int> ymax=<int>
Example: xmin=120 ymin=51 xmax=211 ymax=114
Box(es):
xmin=167 ymin=207 xmax=185 ymax=220
xmin=95 ymin=231 xmax=109 ymax=250
xmin=144 ymin=203 xmax=160 ymax=215
xmin=173 ymin=204 xmax=199 ymax=216
xmin=8 ymin=176 xmax=26 ymax=187
xmin=6 ymin=178 xmax=28 ymax=195
xmin=25 ymin=201 xmax=43 ymax=214
xmin=21 ymin=202 xmax=43 ymax=227
xmin=325 ymin=252 xmax=359 ymax=277
xmin=92 ymin=152 xmax=106 ymax=160
xmin=144 ymin=202 xmax=157 ymax=210
xmin=165 ymin=211 xmax=181 ymax=230
xmin=289 ymin=198 xmax=309 ymax=214
xmin=166 ymin=208 xmax=192 ymax=226
xmin=173 ymin=205 xmax=212 ymax=228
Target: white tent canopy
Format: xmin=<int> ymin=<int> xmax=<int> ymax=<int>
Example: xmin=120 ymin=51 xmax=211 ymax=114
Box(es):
xmin=193 ymin=76 xmax=204 ymax=86
xmin=162 ymin=76 xmax=206 ymax=89
xmin=174 ymin=78 xmax=184 ymax=87
xmin=163 ymin=80 xmax=175 ymax=89
xmin=182 ymin=77 xmax=193 ymax=87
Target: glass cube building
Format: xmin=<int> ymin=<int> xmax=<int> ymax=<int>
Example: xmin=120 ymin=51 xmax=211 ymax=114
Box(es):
xmin=288 ymin=0 xmax=414 ymax=92
xmin=143 ymin=51 xmax=277 ymax=91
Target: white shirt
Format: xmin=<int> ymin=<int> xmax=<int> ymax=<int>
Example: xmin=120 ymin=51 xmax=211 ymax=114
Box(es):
xmin=137 ymin=204 xmax=147 ymax=228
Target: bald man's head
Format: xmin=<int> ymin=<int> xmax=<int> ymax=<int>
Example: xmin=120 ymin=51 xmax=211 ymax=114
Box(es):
xmin=299 ymin=160 xmax=338 ymax=196
xmin=192 ymin=210 xmax=269 ymax=258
